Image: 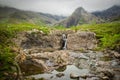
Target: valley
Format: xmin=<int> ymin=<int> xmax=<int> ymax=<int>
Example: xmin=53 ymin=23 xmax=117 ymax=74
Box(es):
xmin=0 ymin=4 xmax=120 ymax=80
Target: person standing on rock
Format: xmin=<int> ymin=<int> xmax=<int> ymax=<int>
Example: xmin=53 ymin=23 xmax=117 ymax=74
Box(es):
xmin=62 ymin=34 xmax=67 ymax=50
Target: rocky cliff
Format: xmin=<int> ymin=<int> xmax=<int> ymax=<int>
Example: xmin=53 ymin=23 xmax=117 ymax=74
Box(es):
xmin=13 ymin=29 xmax=97 ymax=51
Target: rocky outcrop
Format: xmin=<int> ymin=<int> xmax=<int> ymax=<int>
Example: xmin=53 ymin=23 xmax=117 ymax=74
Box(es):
xmin=67 ymin=31 xmax=97 ymax=50
xmin=19 ymin=50 xmax=73 ymax=75
xmin=13 ymin=29 xmax=97 ymax=51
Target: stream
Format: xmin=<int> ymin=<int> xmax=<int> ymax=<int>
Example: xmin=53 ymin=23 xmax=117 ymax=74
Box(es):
xmin=29 ymin=65 xmax=89 ymax=80
xmin=24 ymin=50 xmax=120 ymax=80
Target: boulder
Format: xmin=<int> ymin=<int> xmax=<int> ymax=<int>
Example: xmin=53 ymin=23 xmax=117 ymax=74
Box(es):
xmin=13 ymin=30 xmax=97 ymax=51
xmin=67 ymin=31 xmax=97 ymax=50
xmin=19 ymin=59 xmax=48 ymax=75
xmin=19 ymin=50 xmax=73 ymax=75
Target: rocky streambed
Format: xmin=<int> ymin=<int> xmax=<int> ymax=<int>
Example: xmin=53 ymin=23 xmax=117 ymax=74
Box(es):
xmin=18 ymin=50 xmax=120 ymax=80
xmin=13 ymin=30 xmax=120 ymax=80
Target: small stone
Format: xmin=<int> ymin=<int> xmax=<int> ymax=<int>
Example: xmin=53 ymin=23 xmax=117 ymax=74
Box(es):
xmin=114 ymin=52 xmax=120 ymax=58
xmin=50 ymin=76 xmax=54 ymax=78
xmin=80 ymin=75 xmax=88 ymax=79
xmin=102 ymin=70 xmax=114 ymax=78
xmin=56 ymin=73 xmax=64 ymax=77
xmin=70 ymin=73 xmax=79 ymax=79
xmin=102 ymin=76 xmax=109 ymax=80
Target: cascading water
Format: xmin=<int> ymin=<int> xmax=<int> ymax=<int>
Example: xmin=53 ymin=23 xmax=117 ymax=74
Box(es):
xmin=62 ymin=34 xmax=67 ymax=50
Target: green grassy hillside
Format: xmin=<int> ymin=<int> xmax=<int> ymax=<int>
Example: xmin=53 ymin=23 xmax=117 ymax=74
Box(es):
xmin=0 ymin=21 xmax=120 ymax=79
xmin=71 ymin=21 xmax=120 ymax=51
xmin=0 ymin=7 xmax=66 ymax=26
xmin=0 ymin=23 xmax=50 ymax=79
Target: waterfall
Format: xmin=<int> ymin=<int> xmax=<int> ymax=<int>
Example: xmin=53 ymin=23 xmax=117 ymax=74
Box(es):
xmin=62 ymin=34 xmax=67 ymax=50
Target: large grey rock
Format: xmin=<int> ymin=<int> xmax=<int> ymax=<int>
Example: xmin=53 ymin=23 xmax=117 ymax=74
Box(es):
xmin=67 ymin=31 xmax=97 ymax=50
xmin=19 ymin=50 xmax=73 ymax=75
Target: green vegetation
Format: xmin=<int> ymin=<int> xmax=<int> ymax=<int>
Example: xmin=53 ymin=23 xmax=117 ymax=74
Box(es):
xmin=0 ymin=23 xmax=50 ymax=79
xmin=0 ymin=21 xmax=120 ymax=79
xmin=54 ymin=25 xmax=67 ymax=30
xmin=0 ymin=47 xmax=16 ymax=79
xmin=0 ymin=25 xmax=16 ymax=79
xmin=71 ymin=21 xmax=120 ymax=50
xmin=0 ymin=23 xmax=50 ymax=35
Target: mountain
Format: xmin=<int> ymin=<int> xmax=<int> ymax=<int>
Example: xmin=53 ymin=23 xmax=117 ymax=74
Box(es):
xmin=56 ymin=7 xmax=102 ymax=27
xmin=0 ymin=6 xmax=66 ymax=25
xmin=92 ymin=5 xmax=120 ymax=21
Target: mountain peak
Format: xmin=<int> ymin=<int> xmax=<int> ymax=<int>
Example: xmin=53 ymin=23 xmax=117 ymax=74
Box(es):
xmin=112 ymin=5 xmax=120 ymax=8
xmin=76 ymin=7 xmax=84 ymax=11
xmin=93 ymin=5 xmax=120 ymax=21
xmin=57 ymin=7 xmax=102 ymax=27
xmin=74 ymin=7 xmax=86 ymax=14
xmin=107 ymin=5 xmax=120 ymax=11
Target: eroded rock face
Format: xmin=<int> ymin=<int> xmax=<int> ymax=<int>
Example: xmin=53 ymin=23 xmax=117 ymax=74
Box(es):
xmin=67 ymin=31 xmax=97 ymax=50
xmin=19 ymin=50 xmax=73 ymax=75
xmin=13 ymin=30 xmax=97 ymax=51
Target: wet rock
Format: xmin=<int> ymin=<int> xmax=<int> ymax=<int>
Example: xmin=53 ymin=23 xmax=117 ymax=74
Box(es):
xmin=77 ymin=59 xmax=89 ymax=69
xmin=56 ymin=66 xmax=66 ymax=72
xmin=50 ymin=50 xmax=72 ymax=66
xmin=50 ymin=76 xmax=54 ymax=79
xmin=69 ymin=52 xmax=89 ymax=60
xmin=31 ymin=59 xmax=48 ymax=71
xmin=24 ymin=77 xmax=36 ymax=80
xmin=19 ymin=59 xmax=48 ymax=75
xmin=46 ymin=60 xmax=54 ymax=67
xmin=86 ymin=77 xmax=100 ymax=80
xmin=80 ymin=74 xmax=96 ymax=79
xmin=96 ymin=68 xmax=114 ymax=80
xmin=79 ymin=74 xmax=99 ymax=80
xmin=70 ymin=73 xmax=79 ymax=79
xmin=80 ymin=75 xmax=88 ymax=79
xmin=103 ymin=50 xmax=120 ymax=59
xmin=102 ymin=71 xmax=114 ymax=78
xmin=20 ymin=50 xmax=73 ymax=75
xmin=56 ymin=73 xmax=64 ymax=77
xmin=96 ymin=61 xmax=110 ymax=67
xmin=31 ymin=53 xmax=49 ymax=60
xmin=111 ymin=59 xmax=120 ymax=67
xmin=113 ymin=52 xmax=120 ymax=59
xmin=102 ymin=76 xmax=109 ymax=80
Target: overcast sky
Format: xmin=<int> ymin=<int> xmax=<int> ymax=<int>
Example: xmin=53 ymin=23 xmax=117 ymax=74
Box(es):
xmin=0 ymin=0 xmax=120 ymax=16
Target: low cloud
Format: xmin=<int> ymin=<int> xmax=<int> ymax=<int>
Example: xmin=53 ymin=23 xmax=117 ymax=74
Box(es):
xmin=0 ymin=0 xmax=120 ymax=16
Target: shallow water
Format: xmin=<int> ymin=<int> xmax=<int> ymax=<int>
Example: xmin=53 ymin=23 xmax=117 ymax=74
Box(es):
xmin=29 ymin=65 xmax=89 ymax=80
xmin=26 ymin=51 xmax=120 ymax=80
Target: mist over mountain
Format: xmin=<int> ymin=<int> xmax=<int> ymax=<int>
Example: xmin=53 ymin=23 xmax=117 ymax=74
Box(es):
xmin=0 ymin=0 xmax=120 ymax=16
xmin=92 ymin=5 xmax=120 ymax=21
xmin=56 ymin=7 xmax=103 ymax=27
xmin=0 ymin=6 xmax=66 ymax=25
xmin=0 ymin=5 xmax=120 ymax=27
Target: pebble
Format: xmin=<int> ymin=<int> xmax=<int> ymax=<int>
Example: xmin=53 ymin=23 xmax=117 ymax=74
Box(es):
xmin=70 ymin=73 xmax=79 ymax=79
xmin=56 ymin=73 xmax=64 ymax=77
